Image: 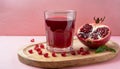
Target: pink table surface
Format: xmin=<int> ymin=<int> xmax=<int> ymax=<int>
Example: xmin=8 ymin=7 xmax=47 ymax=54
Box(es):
xmin=0 ymin=36 xmax=120 ymax=69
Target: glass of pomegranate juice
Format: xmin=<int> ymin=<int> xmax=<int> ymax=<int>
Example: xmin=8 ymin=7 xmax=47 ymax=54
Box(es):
xmin=44 ymin=10 xmax=76 ymax=52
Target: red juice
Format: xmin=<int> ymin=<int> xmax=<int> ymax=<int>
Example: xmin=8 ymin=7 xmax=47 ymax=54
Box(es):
xmin=45 ymin=17 xmax=75 ymax=48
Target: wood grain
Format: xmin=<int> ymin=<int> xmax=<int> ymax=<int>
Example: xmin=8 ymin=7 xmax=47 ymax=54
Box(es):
xmin=18 ymin=39 xmax=120 ymax=68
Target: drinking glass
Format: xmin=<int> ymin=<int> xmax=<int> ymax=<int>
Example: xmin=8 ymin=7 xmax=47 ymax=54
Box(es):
xmin=44 ymin=10 xmax=76 ymax=52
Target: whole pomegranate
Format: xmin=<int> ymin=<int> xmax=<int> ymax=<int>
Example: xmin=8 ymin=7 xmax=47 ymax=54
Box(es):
xmin=77 ymin=17 xmax=111 ymax=48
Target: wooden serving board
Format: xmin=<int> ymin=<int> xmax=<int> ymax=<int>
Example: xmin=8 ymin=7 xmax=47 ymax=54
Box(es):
xmin=18 ymin=38 xmax=120 ymax=68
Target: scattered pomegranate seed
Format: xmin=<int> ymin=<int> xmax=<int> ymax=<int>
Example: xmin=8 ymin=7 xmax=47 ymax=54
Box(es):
xmin=80 ymin=47 xmax=84 ymax=52
xmin=34 ymin=46 xmax=40 ymax=51
xmin=44 ymin=53 xmax=49 ymax=58
xmin=34 ymin=44 xmax=39 ymax=50
xmin=85 ymin=50 xmax=90 ymax=54
xmin=35 ymin=44 xmax=39 ymax=48
xmin=70 ymin=51 xmax=76 ymax=55
xmin=61 ymin=52 xmax=66 ymax=57
xmin=30 ymin=38 xmax=35 ymax=42
xmin=40 ymin=44 xmax=45 ymax=49
xmin=36 ymin=48 xmax=41 ymax=52
xmin=52 ymin=52 xmax=57 ymax=57
xmin=81 ymin=51 xmax=87 ymax=55
xmin=38 ymin=50 xmax=42 ymax=55
xmin=28 ymin=49 xmax=33 ymax=54
xmin=77 ymin=50 xmax=81 ymax=54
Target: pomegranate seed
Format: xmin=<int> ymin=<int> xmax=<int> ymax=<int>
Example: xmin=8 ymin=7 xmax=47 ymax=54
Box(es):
xmin=91 ymin=32 xmax=99 ymax=40
xmin=34 ymin=46 xmax=40 ymax=51
xmin=80 ymin=24 xmax=93 ymax=33
xmin=97 ymin=27 xmax=109 ymax=37
xmin=34 ymin=44 xmax=39 ymax=50
xmin=52 ymin=52 xmax=57 ymax=57
xmin=80 ymin=47 xmax=84 ymax=52
xmin=85 ymin=50 xmax=90 ymax=54
xmin=77 ymin=50 xmax=81 ymax=54
xmin=28 ymin=49 xmax=33 ymax=54
xmin=30 ymin=38 xmax=35 ymax=42
xmin=44 ymin=53 xmax=49 ymax=58
xmin=40 ymin=44 xmax=45 ymax=49
xmin=34 ymin=47 xmax=38 ymax=50
xmin=70 ymin=51 xmax=76 ymax=55
xmin=36 ymin=48 xmax=41 ymax=52
xmin=61 ymin=52 xmax=66 ymax=57
xmin=38 ymin=50 xmax=42 ymax=55
xmin=35 ymin=44 xmax=39 ymax=48
xmin=81 ymin=51 xmax=87 ymax=55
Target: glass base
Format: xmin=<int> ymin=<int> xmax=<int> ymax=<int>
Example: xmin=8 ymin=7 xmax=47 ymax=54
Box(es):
xmin=46 ymin=45 xmax=73 ymax=52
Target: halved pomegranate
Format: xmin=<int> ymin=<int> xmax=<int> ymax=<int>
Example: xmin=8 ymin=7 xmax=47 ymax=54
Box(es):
xmin=77 ymin=17 xmax=111 ymax=48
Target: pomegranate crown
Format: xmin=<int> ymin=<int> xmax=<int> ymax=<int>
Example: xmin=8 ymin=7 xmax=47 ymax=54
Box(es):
xmin=94 ymin=17 xmax=105 ymax=24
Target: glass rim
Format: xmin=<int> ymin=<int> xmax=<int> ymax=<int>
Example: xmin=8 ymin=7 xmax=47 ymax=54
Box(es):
xmin=44 ymin=10 xmax=76 ymax=14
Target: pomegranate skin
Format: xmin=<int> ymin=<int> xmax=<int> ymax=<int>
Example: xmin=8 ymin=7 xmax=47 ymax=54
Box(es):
xmin=77 ymin=32 xmax=111 ymax=48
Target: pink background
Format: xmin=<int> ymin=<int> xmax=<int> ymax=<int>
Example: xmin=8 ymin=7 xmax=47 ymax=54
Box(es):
xmin=0 ymin=0 xmax=120 ymax=36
